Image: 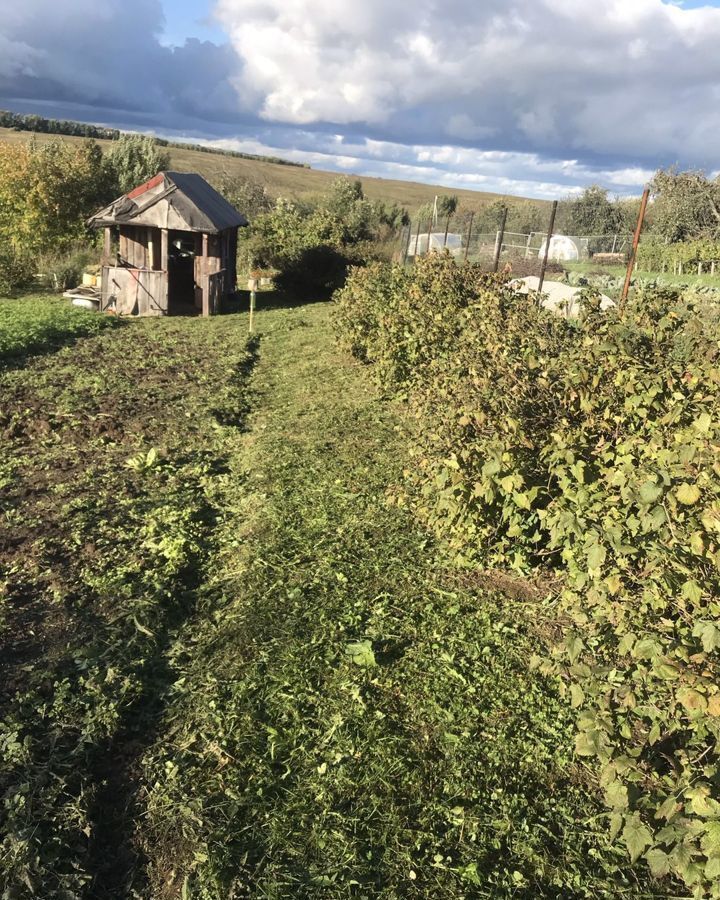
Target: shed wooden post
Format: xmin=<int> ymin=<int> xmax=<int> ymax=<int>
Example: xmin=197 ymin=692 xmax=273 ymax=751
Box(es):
xmin=103 ymin=227 xmax=112 ymax=265
xmin=202 ymin=233 xmax=210 ymax=317
xmin=160 ymin=229 xmax=169 ymax=271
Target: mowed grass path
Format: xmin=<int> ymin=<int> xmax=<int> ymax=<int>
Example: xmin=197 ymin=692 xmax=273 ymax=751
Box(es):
xmin=0 ymin=297 xmax=673 ymax=898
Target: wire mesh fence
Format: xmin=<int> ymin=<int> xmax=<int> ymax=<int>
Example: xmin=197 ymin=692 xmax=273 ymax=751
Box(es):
xmin=397 ymin=219 xmax=634 ymax=270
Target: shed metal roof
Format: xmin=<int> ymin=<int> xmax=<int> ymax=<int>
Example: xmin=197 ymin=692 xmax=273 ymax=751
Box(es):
xmin=88 ymin=171 xmax=248 ymax=234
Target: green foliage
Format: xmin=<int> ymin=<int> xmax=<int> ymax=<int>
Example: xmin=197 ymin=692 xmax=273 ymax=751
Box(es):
xmin=212 ymin=170 xmax=273 ymax=220
xmin=563 ymin=185 xmax=635 ymax=246
xmin=0 ymin=248 xmax=35 ymax=296
xmin=105 ymin=133 xmax=171 ymax=195
xmin=239 ymin=177 xmax=407 ymax=295
xmin=0 ymin=295 xmax=116 ymax=362
xmin=651 ymin=168 xmax=720 ymax=243
xmin=334 ymin=253 xmax=720 ymax=895
xmin=638 ymin=237 xmax=720 ymax=273
xmin=0 ymin=298 xmax=664 ymax=898
xmin=0 ymin=138 xmax=113 ymax=258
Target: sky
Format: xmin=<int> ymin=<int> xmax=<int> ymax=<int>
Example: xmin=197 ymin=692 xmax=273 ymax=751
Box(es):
xmin=1 ymin=0 xmax=720 ymax=199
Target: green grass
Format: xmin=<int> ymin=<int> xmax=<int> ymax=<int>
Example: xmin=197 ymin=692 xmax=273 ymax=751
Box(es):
xmin=564 ymin=260 xmax=720 ymax=291
xmin=0 ymin=295 xmax=678 ymax=898
xmin=0 ymin=293 xmax=118 ymax=364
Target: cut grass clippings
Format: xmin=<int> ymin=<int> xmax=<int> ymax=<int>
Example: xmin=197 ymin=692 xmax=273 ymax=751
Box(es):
xmin=0 ymin=296 xmax=674 ymax=898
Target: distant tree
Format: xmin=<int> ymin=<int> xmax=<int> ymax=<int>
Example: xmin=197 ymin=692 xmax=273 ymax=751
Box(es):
xmin=0 ymin=138 xmax=113 ymax=257
xmin=437 ymin=194 xmax=459 ymax=222
xmin=650 ymin=168 xmax=720 ymax=242
xmin=214 ymin=171 xmax=273 ymax=221
xmin=564 ymin=185 xmax=625 ymax=237
xmin=105 ymin=134 xmax=171 ymax=195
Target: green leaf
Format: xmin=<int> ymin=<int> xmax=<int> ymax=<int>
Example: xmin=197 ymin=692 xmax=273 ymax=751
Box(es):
xmin=623 ymin=814 xmax=653 ymax=863
xmin=639 ymin=481 xmax=664 ymax=505
xmin=570 ymin=683 xmax=585 ymax=709
xmin=646 ymin=848 xmax=671 ymax=878
xmin=345 ymin=640 xmax=376 ymax=668
xmin=705 ymin=856 xmax=720 ymax=880
xmin=605 ymin=779 xmax=629 ymax=811
xmin=566 ymin=635 xmax=585 ymax=664
xmin=677 ymin=483 xmax=701 ymax=506
xmin=587 ymin=543 xmax=607 ymax=572
xmin=694 ymin=621 xmax=720 ymax=653
xmin=575 ymin=728 xmax=609 ymax=759
xmin=702 ymin=822 xmax=720 ymax=857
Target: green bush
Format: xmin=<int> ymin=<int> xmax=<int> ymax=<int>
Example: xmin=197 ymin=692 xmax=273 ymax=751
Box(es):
xmin=0 ymin=249 xmax=35 ymax=296
xmin=238 ymin=178 xmax=407 ymax=296
xmin=36 ymin=245 xmax=99 ymax=291
xmin=334 ymin=253 xmax=720 ymax=896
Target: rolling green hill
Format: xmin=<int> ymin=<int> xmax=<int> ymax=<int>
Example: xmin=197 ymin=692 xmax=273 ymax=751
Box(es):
xmin=0 ymin=126 xmax=548 ymax=216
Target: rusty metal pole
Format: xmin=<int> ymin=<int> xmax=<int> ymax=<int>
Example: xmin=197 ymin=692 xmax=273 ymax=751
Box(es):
xmin=538 ymin=200 xmax=559 ymax=296
xmin=620 ymin=187 xmax=650 ymax=316
xmin=443 ymin=215 xmax=451 ymax=248
xmin=464 ymin=212 xmax=475 ymax=262
xmin=425 ymin=218 xmax=433 ymax=256
xmin=493 ymin=207 xmax=509 ymax=273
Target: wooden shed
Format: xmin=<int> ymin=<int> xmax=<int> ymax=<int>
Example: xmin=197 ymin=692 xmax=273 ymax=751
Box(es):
xmin=88 ymin=172 xmax=247 ymax=316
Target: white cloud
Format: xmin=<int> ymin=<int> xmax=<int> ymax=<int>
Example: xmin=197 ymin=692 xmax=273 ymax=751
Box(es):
xmin=2 ymin=0 xmax=719 ymax=199
xmin=214 ymin=0 xmax=720 ymax=166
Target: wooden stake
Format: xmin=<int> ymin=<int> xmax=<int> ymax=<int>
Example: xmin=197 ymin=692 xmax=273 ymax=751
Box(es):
xmin=401 ymin=225 xmax=412 ymax=267
xmin=249 ymin=290 xmax=256 ymax=333
xmin=493 ymin=207 xmax=508 ymax=273
xmin=464 ymin=212 xmax=475 ymax=262
xmin=443 ymin=215 xmax=451 ymax=248
xmin=425 ymin=219 xmax=433 ymax=256
xmin=620 ymin=187 xmax=650 ymax=316
xmin=413 ymin=219 xmax=422 ymax=258
xmin=538 ymin=201 xmax=559 ymax=296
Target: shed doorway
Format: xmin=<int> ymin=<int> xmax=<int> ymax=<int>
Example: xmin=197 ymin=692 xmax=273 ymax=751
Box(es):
xmin=167 ymin=232 xmax=198 ymax=314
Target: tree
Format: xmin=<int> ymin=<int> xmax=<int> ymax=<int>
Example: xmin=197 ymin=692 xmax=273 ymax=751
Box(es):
xmin=650 ymin=168 xmax=720 ymax=243
xmin=564 ymin=185 xmax=625 ymax=237
xmin=437 ymin=194 xmax=459 ymax=222
xmin=214 ymin=171 xmax=273 ymax=221
xmin=105 ymin=134 xmax=171 ymax=195
xmin=0 ymin=138 xmax=114 ymax=257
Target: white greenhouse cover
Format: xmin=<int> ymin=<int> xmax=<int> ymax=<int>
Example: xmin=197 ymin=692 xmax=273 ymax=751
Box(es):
xmin=537 ymin=234 xmax=582 ymax=262
xmin=408 ymin=232 xmax=463 ymax=256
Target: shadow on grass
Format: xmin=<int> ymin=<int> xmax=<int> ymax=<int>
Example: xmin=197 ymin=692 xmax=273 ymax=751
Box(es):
xmin=82 ymin=343 xmax=263 ymax=896
xmin=224 ymin=289 xmax=330 ymax=315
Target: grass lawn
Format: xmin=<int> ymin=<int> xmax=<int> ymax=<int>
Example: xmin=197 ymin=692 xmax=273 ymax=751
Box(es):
xmin=0 ymin=295 xmax=678 ymax=898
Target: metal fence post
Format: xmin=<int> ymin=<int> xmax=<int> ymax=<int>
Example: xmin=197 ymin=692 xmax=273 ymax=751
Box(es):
xmin=493 ymin=207 xmax=508 ymax=273
xmin=464 ymin=212 xmax=475 ymax=262
xmin=620 ymin=187 xmax=650 ymax=316
xmin=538 ymin=201 xmax=559 ymax=296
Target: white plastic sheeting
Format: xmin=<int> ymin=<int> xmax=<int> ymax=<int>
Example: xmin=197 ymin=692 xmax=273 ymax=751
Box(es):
xmin=537 ymin=234 xmax=587 ymax=262
xmin=407 ymin=232 xmax=463 ymax=257
xmin=512 ymin=277 xmax=615 ymax=320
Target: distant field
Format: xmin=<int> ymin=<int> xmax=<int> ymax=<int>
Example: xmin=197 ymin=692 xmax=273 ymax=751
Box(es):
xmin=0 ymin=126 xmax=544 ymax=214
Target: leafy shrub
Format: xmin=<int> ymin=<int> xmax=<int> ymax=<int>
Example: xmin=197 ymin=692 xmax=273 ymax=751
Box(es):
xmin=0 ymin=139 xmax=114 ymax=258
xmin=0 ymin=249 xmax=35 ymax=296
xmin=334 ymin=253 xmax=720 ymax=896
xmin=238 ymin=178 xmax=407 ymax=296
xmin=35 ymin=245 xmax=99 ymax=291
